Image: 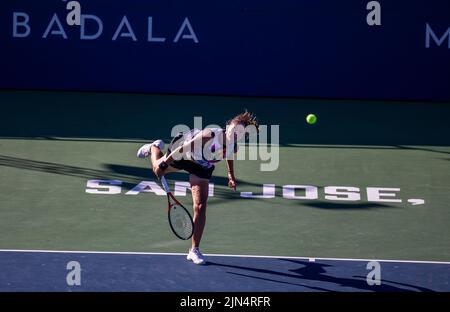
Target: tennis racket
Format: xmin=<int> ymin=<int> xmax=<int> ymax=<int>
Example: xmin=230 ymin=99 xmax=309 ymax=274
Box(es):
xmin=160 ymin=176 xmax=194 ymax=240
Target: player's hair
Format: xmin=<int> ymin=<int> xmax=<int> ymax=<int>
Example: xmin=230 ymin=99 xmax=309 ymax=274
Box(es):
xmin=227 ymin=110 xmax=259 ymax=132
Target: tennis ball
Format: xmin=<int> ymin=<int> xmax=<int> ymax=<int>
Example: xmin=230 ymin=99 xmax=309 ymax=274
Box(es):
xmin=306 ymin=114 xmax=317 ymax=124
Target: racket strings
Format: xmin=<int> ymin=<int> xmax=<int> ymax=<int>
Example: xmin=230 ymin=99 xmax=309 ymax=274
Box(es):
xmin=169 ymin=205 xmax=193 ymax=239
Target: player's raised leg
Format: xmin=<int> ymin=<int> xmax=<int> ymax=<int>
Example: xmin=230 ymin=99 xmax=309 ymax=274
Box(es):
xmin=137 ymin=140 xmax=176 ymax=175
xmin=137 ymin=140 xmax=165 ymax=159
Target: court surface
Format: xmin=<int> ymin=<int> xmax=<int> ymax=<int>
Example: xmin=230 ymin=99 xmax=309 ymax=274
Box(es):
xmin=0 ymin=90 xmax=449 ymax=291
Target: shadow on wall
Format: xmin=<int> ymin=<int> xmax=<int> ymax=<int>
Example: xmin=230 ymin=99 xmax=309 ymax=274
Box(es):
xmin=1 ymin=90 xmax=449 ymax=146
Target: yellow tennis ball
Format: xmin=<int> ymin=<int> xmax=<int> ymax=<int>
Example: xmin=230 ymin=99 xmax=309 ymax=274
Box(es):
xmin=306 ymin=114 xmax=317 ymax=124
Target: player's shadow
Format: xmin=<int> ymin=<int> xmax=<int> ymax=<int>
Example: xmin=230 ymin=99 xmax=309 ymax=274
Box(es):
xmin=0 ymin=154 xmax=122 ymax=180
xmin=0 ymin=155 xmax=276 ymax=202
xmin=301 ymin=202 xmax=396 ymax=210
xmin=0 ymin=155 xmax=403 ymax=208
xmin=205 ymin=259 xmax=434 ymax=292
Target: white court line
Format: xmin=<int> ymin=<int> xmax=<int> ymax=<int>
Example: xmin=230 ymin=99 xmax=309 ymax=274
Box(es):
xmin=0 ymin=249 xmax=449 ymax=265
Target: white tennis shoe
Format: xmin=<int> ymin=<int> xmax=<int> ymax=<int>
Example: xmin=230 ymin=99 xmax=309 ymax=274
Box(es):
xmin=187 ymin=247 xmax=206 ymax=265
xmin=136 ymin=140 xmax=165 ymax=158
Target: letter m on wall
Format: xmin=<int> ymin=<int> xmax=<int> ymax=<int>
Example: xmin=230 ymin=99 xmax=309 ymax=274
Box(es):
xmin=426 ymin=23 xmax=450 ymax=48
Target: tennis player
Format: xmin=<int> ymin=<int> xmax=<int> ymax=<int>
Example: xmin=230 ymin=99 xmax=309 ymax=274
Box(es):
xmin=137 ymin=111 xmax=259 ymax=265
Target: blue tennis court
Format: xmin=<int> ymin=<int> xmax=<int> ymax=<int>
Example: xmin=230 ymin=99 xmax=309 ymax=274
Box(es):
xmin=1 ymin=0 xmax=450 ymax=298
xmin=1 ymin=250 xmax=449 ymax=292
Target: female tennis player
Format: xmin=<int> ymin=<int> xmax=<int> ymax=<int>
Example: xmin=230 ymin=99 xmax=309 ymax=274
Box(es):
xmin=136 ymin=111 xmax=258 ymax=265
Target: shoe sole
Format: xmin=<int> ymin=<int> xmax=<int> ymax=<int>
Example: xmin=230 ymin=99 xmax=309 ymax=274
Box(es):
xmin=137 ymin=144 xmax=155 ymax=158
xmin=187 ymin=255 xmax=206 ymax=265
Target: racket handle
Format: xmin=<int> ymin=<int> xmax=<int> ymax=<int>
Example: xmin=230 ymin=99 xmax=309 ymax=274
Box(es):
xmin=160 ymin=176 xmax=170 ymax=193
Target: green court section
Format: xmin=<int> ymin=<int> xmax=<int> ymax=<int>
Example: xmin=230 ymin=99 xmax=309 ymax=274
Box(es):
xmin=0 ymin=90 xmax=449 ymax=261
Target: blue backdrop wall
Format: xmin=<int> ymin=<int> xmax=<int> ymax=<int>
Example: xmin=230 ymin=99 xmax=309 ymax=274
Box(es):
xmin=1 ymin=1 xmax=449 ymax=101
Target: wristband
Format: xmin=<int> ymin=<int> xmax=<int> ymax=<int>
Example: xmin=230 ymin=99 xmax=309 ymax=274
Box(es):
xmin=159 ymin=161 xmax=169 ymax=170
